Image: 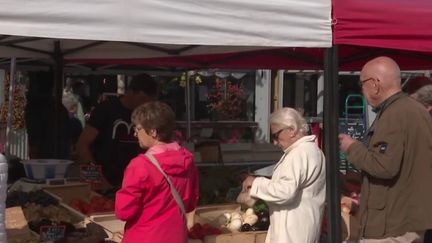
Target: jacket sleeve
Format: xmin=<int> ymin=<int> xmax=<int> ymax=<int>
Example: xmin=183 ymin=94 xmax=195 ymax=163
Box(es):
xmin=249 ymin=149 xmax=318 ymax=205
xmin=115 ymin=159 xmax=148 ymax=221
xmin=346 ymin=122 xmax=404 ymax=179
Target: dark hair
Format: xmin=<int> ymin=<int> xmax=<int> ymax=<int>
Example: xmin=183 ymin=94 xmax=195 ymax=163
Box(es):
xmin=128 ymin=73 xmax=158 ymax=97
xmin=131 ymin=101 xmax=175 ymax=143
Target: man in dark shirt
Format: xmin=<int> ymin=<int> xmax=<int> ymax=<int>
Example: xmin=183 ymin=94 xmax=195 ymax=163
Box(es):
xmin=77 ymin=74 xmax=158 ymax=188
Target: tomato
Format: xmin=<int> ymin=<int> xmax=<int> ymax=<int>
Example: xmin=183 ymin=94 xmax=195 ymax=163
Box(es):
xmin=188 ymin=230 xmax=200 ymax=239
xmin=102 ymin=200 xmax=115 ymax=211
xmin=81 ymin=202 xmax=92 ymax=214
xmin=188 ymin=223 xmax=221 ymax=239
xmin=201 ymin=223 xmax=210 ymax=235
xmin=211 ymin=228 xmax=222 ymax=235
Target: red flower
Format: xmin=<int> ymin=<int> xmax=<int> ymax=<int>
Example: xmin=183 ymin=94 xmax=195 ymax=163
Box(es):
xmin=207 ymin=78 xmax=245 ymax=120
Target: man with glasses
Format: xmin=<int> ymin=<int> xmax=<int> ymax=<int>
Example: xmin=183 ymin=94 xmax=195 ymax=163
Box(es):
xmin=339 ymin=57 xmax=432 ymax=242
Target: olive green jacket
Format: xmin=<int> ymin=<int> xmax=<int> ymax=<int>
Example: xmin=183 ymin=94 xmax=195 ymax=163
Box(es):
xmin=346 ymin=92 xmax=432 ymax=238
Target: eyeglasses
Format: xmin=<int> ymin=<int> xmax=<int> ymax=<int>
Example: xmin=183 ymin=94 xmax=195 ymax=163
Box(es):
xmin=133 ymin=125 xmax=143 ymax=135
xmin=358 ymin=77 xmax=374 ymax=87
xmin=271 ymin=128 xmax=288 ymax=141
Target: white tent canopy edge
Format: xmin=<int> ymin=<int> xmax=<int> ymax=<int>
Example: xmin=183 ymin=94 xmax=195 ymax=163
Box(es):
xmin=0 ymin=0 xmax=331 ymax=58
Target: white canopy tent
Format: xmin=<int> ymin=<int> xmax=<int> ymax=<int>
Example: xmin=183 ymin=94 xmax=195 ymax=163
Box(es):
xmin=0 ymin=0 xmax=333 ymax=155
xmin=0 ymin=0 xmax=331 ymax=58
xmin=0 ymin=0 xmax=333 ymax=154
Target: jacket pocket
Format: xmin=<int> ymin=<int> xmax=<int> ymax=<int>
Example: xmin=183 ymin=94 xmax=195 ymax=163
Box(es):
xmin=367 ymin=184 xmax=388 ymax=209
xmin=364 ymin=184 xmax=388 ymax=237
xmin=364 ymin=208 xmax=386 ymax=237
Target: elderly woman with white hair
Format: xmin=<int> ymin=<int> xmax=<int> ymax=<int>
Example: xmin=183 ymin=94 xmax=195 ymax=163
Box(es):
xmin=411 ymin=84 xmax=432 ymax=114
xmin=242 ymin=107 xmax=326 ymax=243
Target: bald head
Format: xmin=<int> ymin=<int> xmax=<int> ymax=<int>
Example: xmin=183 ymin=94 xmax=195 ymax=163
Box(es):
xmin=360 ymin=57 xmax=402 ymax=106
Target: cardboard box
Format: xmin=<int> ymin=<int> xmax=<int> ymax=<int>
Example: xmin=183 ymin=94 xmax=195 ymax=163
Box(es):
xmin=341 ymin=196 xmax=360 ymax=240
xmin=192 ymin=204 xmax=267 ymax=243
xmin=204 ymin=231 xmax=266 ymax=243
xmin=5 ymin=207 xmax=33 ymax=241
xmin=43 ymin=183 xmax=92 ymax=204
xmin=341 ymin=211 xmax=360 ymax=241
xmin=193 ymin=204 xmax=240 ymax=228
xmin=90 ymin=214 xmax=125 ymax=242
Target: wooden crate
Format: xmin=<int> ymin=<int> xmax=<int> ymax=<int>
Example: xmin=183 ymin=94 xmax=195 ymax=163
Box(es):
xmin=192 ymin=204 xmax=267 ymax=243
xmin=43 ymin=183 xmax=114 ymax=218
xmin=89 ymin=214 xmax=124 ymax=242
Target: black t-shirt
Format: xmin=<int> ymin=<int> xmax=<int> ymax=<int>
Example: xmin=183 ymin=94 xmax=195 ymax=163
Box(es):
xmin=87 ymin=97 xmax=141 ymax=187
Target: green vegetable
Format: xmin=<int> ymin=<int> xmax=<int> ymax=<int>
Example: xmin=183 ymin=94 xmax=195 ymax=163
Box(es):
xmin=253 ymin=200 xmax=268 ymax=213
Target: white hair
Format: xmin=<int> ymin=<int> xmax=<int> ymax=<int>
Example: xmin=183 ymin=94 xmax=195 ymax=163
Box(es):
xmin=412 ymin=84 xmax=432 ymax=107
xmin=270 ymin=107 xmax=309 ymax=135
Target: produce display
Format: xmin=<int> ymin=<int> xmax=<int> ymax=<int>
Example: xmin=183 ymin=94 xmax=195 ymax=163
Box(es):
xmin=68 ymin=195 xmax=114 ymax=215
xmin=218 ymin=208 xmax=259 ymax=232
xmin=5 ymin=190 xmax=113 ymax=243
xmin=6 ymin=190 xmax=59 ymax=208
xmin=188 ymin=223 xmax=222 ymax=240
xmin=6 ymin=181 xmax=269 ymax=242
xmin=252 ymin=200 xmax=270 ymax=231
xmin=23 ymin=203 xmax=75 ymax=223
xmin=8 ymin=237 xmax=39 ymax=243
xmin=190 ymin=204 xmax=269 ymax=239
xmin=55 ymin=222 xmax=109 ymax=243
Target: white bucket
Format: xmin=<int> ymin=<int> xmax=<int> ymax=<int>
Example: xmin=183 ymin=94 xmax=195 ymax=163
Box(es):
xmin=20 ymin=159 xmax=74 ymax=180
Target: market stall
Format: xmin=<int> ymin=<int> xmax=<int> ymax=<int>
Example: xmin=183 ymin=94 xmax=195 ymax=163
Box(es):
xmin=2 ymin=0 xmax=432 ymax=242
xmin=5 ymin=161 xmax=273 ymax=243
xmin=0 ymin=0 xmax=334 ymax=241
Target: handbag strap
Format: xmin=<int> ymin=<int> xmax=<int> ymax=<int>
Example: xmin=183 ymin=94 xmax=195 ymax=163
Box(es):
xmin=145 ymin=153 xmax=186 ymax=216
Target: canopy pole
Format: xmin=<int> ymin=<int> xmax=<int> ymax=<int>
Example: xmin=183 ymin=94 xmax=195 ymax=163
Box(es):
xmin=323 ymin=46 xmax=341 ymax=243
xmin=4 ymin=57 xmax=16 ymax=157
xmin=186 ymin=71 xmax=192 ymax=140
xmin=53 ymin=41 xmax=64 ymax=158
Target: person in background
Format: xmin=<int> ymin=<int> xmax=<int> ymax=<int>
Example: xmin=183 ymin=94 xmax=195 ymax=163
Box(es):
xmin=62 ymin=92 xmax=83 ymax=151
xmin=411 ymin=84 xmax=432 ymax=243
xmin=76 ymin=73 xmax=158 ymax=188
xmin=115 ymin=101 xmax=199 ymax=243
xmin=63 ymin=78 xmax=89 ymax=127
xmin=241 ymin=107 xmax=326 ymax=243
xmin=339 ymin=56 xmax=432 ymax=242
xmin=70 ymin=79 xmax=88 ymax=127
xmin=411 ymin=84 xmax=432 ymax=114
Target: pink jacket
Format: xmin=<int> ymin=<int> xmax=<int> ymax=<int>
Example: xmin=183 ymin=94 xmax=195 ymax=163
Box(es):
xmin=115 ymin=143 xmax=199 ymax=243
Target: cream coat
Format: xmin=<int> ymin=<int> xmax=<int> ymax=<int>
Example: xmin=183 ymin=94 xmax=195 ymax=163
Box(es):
xmin=250 ymin=135 xmax=326 ymax=243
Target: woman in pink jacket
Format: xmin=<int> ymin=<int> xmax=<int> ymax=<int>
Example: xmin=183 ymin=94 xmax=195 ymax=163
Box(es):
xmin=115 ymin=101 xmax=199 ymax=243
